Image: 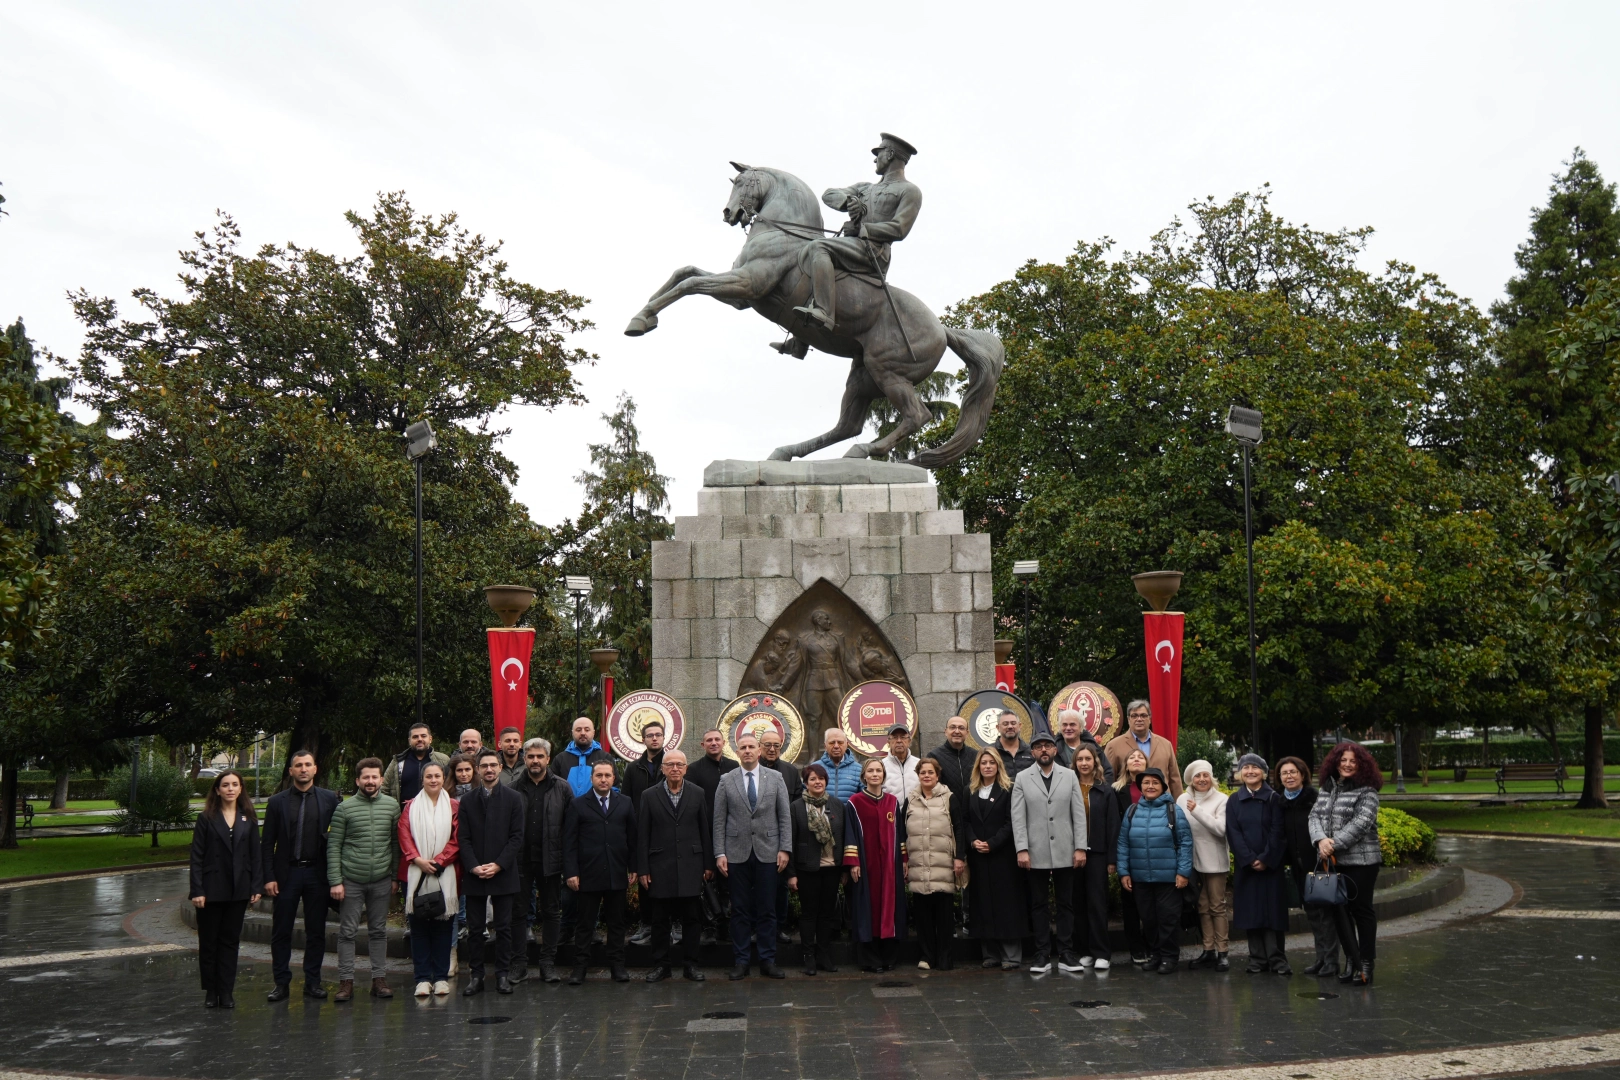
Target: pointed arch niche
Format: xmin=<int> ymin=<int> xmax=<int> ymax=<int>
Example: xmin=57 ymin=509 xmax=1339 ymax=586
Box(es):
xmin=736 ymin=578 xmax=911 ymax=716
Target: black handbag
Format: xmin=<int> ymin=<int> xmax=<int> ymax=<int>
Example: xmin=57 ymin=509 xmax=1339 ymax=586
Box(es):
xmin=413 ymin=871 xmax=447 ymax=920
xmin=1303 ymin=856 xmax=1350 ymax=906
xmin=698 ymin=878 xmax=722 ymax=923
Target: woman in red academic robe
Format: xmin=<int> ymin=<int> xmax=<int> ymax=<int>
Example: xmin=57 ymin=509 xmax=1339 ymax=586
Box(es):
xmin=844 ymin=757 xmax=908 ymax=972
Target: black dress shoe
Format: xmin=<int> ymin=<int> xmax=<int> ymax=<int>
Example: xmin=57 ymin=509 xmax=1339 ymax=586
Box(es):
xmin=761 ymin=962 xmax=786 ymax=979
xmin=1355 ymin=960 xmax=1374 ymax=985
xmin=266 ymin=983 xmax=290 ymax=1003
xmin=538 ymin=962 xmax=561 ymax=983
xmin=1245 ymin=958 xmax=1267 ymax=974
xmin=803 ymin=965 xmax=818 ymax=976
xmin=611 ymin=964 xmax=631 ymax=983
xmin=508 ymin=965 xmax=528 ymax=984
xmin=728 ymin=964 xmax=749 ymax=981
xmin=568 ymin=965 xmax=587 ymax=986
xmin=647 ymin=966 xmax=673 ymax=983
xmin=1155 ymin=960 xmax=1176 ymax=975
xmin=682 ymin=965 xmax=706 ymax=982
xmin=1188 ymin=949 xmax=1215 ymax=969
xmin=204 ymin=993 xmax=218 ymax=1008
xmin=1337 ymin=963 xmax=1357 ymax=983
xmin=818 ymin=961 xmax=838 ymax=973
xmin=1214 ymin=953 xmax=1230 ymax=972
xmin=496 ymin=974 xmax=514 ymax=994
xmin=462 ymin=977 xmax=485 ymax=996
xmin=304 ymin=980 xmax=328 ymax=999
xmin=222 ymin=994 xmax=236 ymax=1009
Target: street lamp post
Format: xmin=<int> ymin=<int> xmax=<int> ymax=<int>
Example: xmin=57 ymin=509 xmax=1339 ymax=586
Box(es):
xmin=1225 ymin=406 xmax=1263 ymax=753
xmin=1012 ymin=560 xmax=1040 ymax=697
xmin=1395 ymin=722 xmax=1407 ymax=793
xmin=565 ymin=576 xmax=593 ymax=719
xmin=404 ymin=420 xmax=438 ymax=731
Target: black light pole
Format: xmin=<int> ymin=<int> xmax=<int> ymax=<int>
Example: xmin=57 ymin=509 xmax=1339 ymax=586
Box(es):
xmin=566 ymin=575 xmax=593 ymax=719
xmin=405 ymin=420 xmax=438 ymax=730
xmin=1012 ymin=560 xmax=1039 ymax=696
xmin=1226 ymin=406 xmax=1263 ymax=752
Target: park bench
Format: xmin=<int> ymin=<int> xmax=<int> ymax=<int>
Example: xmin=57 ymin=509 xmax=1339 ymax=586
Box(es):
xmin=1495 ymin=762 xmax=1566 ymax=795
xmin=15 ymin=795 xmax=35 ymax=829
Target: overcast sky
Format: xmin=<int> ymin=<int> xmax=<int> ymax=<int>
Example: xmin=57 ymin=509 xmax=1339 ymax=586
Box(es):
xmin=4 ymin=2 xmax=1618 ymax=525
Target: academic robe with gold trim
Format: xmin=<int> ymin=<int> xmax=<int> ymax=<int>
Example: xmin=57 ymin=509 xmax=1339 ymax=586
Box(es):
xmin=844 ymin=789 xmax=907 ymax=942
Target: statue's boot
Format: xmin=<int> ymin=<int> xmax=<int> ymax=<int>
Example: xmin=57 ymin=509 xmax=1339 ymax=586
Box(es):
xmin=793 ymin=303 xmax=835 ymax=332
xmin=771 ymin=336 xmax=810 ymax=359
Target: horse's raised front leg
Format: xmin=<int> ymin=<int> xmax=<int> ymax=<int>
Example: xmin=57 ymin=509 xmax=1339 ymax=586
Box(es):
xmin=624 ymin=266 xmax=709 ymax=336
xmin=770 ymin=361 xmax=876 ymax=460
xmin=625 ymin=267 xmax=764 ymax=336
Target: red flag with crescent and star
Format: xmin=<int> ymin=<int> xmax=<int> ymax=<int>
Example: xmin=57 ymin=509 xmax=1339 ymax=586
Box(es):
xmin=487 ymin=628 xmax=535 ymax=737
xmin=1142 ymin=612 xmax=1184 ymax=750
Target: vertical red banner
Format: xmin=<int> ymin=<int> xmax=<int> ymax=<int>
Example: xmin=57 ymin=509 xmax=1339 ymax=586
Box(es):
xmin=487 ymin=628 xmax=535 ymax=738
xmin=1142 ymin=612 xmax=1185 ymax=750
xmin=994 ymin=664 xmax=1017 ymax=693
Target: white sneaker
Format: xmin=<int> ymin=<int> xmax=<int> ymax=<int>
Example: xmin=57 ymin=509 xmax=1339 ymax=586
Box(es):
xmin=414 ymin=981 xmax=431 ymax=998
xmin=917 ymin=960 xmax=930 ymax=970
xmin=1094 ymin=958 xmax=1111 ymax=971
xmin=433 ymin=980 xmax=450 ymax=996
xmin=1079 ymin=956 xmax=1095 ymax=968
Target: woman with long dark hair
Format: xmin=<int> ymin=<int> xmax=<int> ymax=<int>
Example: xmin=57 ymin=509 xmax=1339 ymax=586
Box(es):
xmin=1111 ymin=749 xmax=1150 ymax=965
xmin=1309 ymin=742 xmax=1383 ymax=985
xmin=964 ymin=748 xmax=1028 ymax=969
xmin=1276 ymin=756 xmax=1339 ymax=976
xmin=189 ymin=769 xmax=262 ymax=1008
xmin=1071 ymin=745 xmax=1120 ymax=970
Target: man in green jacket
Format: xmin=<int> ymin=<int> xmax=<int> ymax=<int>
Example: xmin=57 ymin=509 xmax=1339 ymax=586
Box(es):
xmin=327 ymin=758 xmax=401 ymax=1002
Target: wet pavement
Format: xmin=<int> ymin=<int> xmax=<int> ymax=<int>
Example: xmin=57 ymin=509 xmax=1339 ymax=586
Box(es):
xmin=0 ymin=837 xmax=1616 ymax=1080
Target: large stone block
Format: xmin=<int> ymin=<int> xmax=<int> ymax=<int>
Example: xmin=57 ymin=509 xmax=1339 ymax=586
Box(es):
xmin=849 ymin=536 xmax=901 ymax=576
xmin=840 ymin=484 xmax=890 ymax=513
xmin=888 ymin=485 xmax=939 ymax=513
xmin=952 ymin=533 xmax=992 ymax=573
xmin=713 ymin=578 xmax=755 ymax=618
xmin=931 ymin=652 xmax=974 ymax=693
xmin=917 ymin=509 xmax=965 ymax=536
xmin=794 ymin=538 xmax=850 ymax=588
xmin=670 ymin=579 xmax=714 ymax=620
xmin=842 ymin=575 xmax=891 ymax=625
xmin=674 ymin=515 xmax=721 ymax=542
xmin=891 ymin=573 xmax=934 ymax=614
xmin=901 ymin=534 xmax=952 ymax=575
xmin=820 ymin=512 xmax=869 ymax=538
xmin=916 ymin=693 xmax=961 ymax=736
xmin=959 ymin=610 xmax=995 ymax=652
xmin=744 ymin=487 xmax=797 ymax=516
xmin=754 ymin=577 xmax=804 ymax=624
xmin=691 ymin=618 xmax=731 ymax=659
xmin=915 ymin=612 xmax=957 ymax=654
xmin=973 ymin=653 xmax=996 ymax=693
xmin=972 ymin=572 xmax=994 ymax=611
xmin=684 ymin=697 xmax=727 ymax=731
xmin=721 ymin=516 xmax=770 ymax=539
xmin=773 ymin=513 xmax=822 ymax=539
xmin=795 ymin=486 xmax=842 ymax=514
xmin=651 ymin=579 xmax=671 ymax=620
xmin=903 ymin=654 xmax=932 ymax=696
xmin=742 ymin=538 xmax=793 ymax=578
xmin=651 ymin=541 xmax=691 ymax=581
xmin=729 ymin=617 xmax=769 ymax=664
xmin=931 ymin=572 xmax=973 ymax=613
xmin=652 ymin=619 xmax=690 ymax=660
xmin=882 ymin=613 xmax=916 ymax=659
xmin=667 ymin=658 xmax=718 ymax=702
xmin=868 ymin=512 xmax=915 ymax=537
xmin=692 ymin=540 xmax=742 ymax=579
xmin=696 ymin=488 xmax=745 ymax=517
xmin=716 ymin=659 xmax=745 ymax=701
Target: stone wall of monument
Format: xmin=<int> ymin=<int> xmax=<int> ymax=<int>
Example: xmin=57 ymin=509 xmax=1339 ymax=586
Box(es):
xmin=650 ymin=481 xmax=995 ymax=758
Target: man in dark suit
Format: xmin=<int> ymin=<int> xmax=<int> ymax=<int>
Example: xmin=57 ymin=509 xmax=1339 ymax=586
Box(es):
xmin=457 ymin=748 xmax=526 ymax=996
xmin=635 ymin=749 xmax=712 ymax=982
xmin=563 ymin=761 xmax=637 ymax=985
xmin=260 ymin=749 xmax=341 ymax=1002
xmin=686 ymin=728 xmax=738 ymax=946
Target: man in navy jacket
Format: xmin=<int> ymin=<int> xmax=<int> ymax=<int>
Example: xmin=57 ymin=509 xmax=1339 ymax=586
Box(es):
xmin=458 ymin=748 xmax=526 ymax=996
xmin=563 ymin=761 xmax=637 ymax=985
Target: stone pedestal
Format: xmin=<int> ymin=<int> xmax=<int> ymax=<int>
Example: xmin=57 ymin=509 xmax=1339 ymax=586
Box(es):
xmin=650 ymin=476 xmax=995 ymax=757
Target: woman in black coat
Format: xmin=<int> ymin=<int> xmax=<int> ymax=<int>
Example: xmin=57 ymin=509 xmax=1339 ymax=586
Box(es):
xmin=1227 ymin=753 xmax=1289 ymax=975
xmin=1277 ymin=756 xmax=1339 ymax=975
xmin=787 ymin=763 xmax=848 ymax=975
xmin=1071 ymin=745 xmax=1121 ymax=969
xmin=189 ymin=770 xmax=263 ymax=1008
xmin=963 ymin=749 xmax=1030 ymax=969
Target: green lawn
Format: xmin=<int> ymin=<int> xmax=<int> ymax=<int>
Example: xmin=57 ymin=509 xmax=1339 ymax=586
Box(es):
xmin=1401 ymin=800 xmax=1620 ymax=840
xmin=0 ymin=832 xmax=192 ymax=880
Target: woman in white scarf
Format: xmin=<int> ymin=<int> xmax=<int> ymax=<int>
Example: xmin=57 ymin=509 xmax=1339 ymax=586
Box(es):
xmin=1178 ymin=758 xmax=1230 ymax=971
xmin=397 ymin=761 xmax=460 ymax=997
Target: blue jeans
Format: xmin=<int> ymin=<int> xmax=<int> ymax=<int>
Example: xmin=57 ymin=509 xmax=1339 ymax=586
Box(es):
xmin=410 ymin=913 xmax=454 ymax=982
xmin=728 ymin=855 xmax=779 ymax=967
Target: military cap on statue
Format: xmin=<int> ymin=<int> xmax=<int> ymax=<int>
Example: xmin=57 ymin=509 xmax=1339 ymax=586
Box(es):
xmin=873 ymin=132 xmax=919 ymax=158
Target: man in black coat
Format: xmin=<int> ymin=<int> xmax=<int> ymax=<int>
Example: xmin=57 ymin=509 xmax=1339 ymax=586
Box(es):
xmin=508 ymin=738 xmax=571 ymax=984
xmin=1053 ymin=708 xmax=1115 ymax=783
xmin=458 ymin=748 xmax=526 ymax=996
xmin=635 ymin=749 xmax=712 ymax=982
xmin=619 ymin=720 xmax=668 ymax=810
xmin=563 ymin=761 xmax=637 ymax=986
xmin=259 ymin=749 xmax=341 ymax=1002
xmin=685 ymin=728 xmax=738 ymax=945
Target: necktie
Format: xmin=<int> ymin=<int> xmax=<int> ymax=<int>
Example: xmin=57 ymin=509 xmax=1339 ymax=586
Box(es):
xmin=747 ymin=771 xmax=757 ymax=811
xmin=292 ymin=790 xmax=306 ymax=862
xmin=600 ymin=795 xmax=609 ymax=816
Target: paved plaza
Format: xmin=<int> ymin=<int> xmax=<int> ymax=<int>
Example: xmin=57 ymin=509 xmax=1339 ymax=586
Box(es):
xmin=0 ymin=837 xmax=1617 ymax=1080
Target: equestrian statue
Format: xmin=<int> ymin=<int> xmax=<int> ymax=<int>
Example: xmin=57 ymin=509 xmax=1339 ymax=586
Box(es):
xmin=623 ymin=134 xmax=1003 ymax=467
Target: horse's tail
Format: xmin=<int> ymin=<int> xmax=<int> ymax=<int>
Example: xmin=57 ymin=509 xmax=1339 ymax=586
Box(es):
xmin=911 ymin=326 xmax=1005 ymax=469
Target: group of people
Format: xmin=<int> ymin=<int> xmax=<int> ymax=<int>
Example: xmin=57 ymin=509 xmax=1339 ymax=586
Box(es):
xmin=187 ymin=702 xmax=1386 ymax=1008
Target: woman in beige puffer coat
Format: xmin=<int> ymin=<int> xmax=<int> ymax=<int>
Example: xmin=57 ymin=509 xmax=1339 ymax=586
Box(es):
xmin=905 ymin=758 xmax=963 ymax=970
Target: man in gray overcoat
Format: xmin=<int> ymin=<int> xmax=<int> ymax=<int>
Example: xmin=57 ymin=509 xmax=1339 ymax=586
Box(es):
xmin=1010 ymin=731 xmax=1089 ymax=975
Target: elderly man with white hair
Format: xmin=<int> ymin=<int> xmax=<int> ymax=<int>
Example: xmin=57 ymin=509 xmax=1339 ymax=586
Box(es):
xmin=635 ymin=748 xmax=713 ymax=982
xmin=814 ymin=728 xmax=863 ymax=800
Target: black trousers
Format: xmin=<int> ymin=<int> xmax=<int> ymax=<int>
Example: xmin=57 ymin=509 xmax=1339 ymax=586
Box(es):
xmin=912 ymin=891 xmax=955 ymax=969
xmin=797 ymin=866 xmax=843 ymax=962
xmin=196 ymin=899 xmax=249 ymax=994
xmin=574 ymin=889 xmax=629 ymax=966
xmin=646 ymin=894 xmax=702 ymax=966
xmin=1026 ymin=867 xmax=1075 ymax=960
xmin=464 ymin=892 xmax=514 ymax=979
xmin=269 ymin=865 xmax=329 ymax=986
xmin=518 ymin=868 xmax=563 ymax=964
xmin=1072 ymin=855 xmax=1112 ymax=960
xmin=1331 ymin=863 xmax=1380 ymax=963
xmin=858 ymin=936 xmax=900 ymax=970
xmin=1133 ymin=881 xmax=1183 ymax=965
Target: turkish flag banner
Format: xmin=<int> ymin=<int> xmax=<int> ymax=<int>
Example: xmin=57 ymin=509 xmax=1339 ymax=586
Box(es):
xmin=994 ymin=663 xmax=1017 ymax=693
xmin=1142 ymin=612 xmax=1185 ymax=751
xmin=487 ymin=628 xmax=535 ymax=739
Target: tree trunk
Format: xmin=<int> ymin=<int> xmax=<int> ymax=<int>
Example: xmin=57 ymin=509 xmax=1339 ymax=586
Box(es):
xmin=50 ymin=769 xmax=71 ymax=810
xmin=1577 ymin=700 xmax=1608 ymax=809
xmin=1400 ymin=724 xmax=1424 ymax=781
xmin=0 ymin=756 xmax=19 ymax=849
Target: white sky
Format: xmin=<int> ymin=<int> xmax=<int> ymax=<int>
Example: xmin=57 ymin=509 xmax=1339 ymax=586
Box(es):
xmin=3 ymin=2 xmax=1617 ymax=525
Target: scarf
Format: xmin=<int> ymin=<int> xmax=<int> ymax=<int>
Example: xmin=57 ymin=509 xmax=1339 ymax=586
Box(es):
xmin=405 ymin=790 xmax=457 ymax=918
xmin=803 ymin=791 xmax=834 ymax=851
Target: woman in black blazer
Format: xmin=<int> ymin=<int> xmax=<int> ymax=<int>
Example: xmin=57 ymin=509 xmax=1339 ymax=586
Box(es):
xmin=1071 ymin=745 xmax=1122 ymax=969
xmin=963 ymin=749 xmax=1030 ymax=969
xmin=189 ymin=770 xmax=262 ymax=1008
xmin=787 ymin=763 xmax=847 ymax=976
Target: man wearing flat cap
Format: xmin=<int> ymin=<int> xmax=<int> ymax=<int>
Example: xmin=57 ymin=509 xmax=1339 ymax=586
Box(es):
xmin=880 ymin=721 xmax=920 ymax=803
xmin=793 ymin=133 xmax=923 ymax=333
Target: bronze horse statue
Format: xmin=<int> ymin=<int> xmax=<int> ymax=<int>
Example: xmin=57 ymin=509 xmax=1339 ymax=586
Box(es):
xmin=623 ymin=164 xmax=1003 ymax=467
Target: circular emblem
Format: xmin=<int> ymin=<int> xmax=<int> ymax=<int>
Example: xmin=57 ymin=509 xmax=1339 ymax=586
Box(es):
xmin=717 ymin=692 xmax=805 ymax=764
xmin=837 ymin=680 xmax=919 ymax=757
xmin=957 ymin=689 xmax=1036 ymax=753
xmin=605 ymin=690 xmax=686 ymax=761
xmin=1048 ymin=682 xmax=1123 ymax=745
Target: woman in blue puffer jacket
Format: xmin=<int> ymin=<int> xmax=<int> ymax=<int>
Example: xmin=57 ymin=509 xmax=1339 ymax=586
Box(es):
xmin=1115 ymin=767 xmax=1194 ymax=975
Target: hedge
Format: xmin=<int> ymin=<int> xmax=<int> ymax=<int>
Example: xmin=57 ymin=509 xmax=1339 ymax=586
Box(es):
xmin=1367 ymin=736 xmax=1620 ymax=772
xmin=1378 ymin=806 xmax=1436 ymax=866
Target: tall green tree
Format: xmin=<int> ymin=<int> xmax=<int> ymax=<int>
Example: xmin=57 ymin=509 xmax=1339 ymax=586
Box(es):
xmin=48 ymin=194 xmax=590 ymax=779
xmin=937 ymin=189 xmax=1537 ymax=759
